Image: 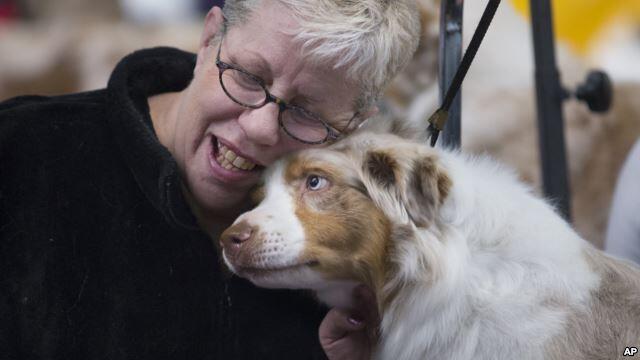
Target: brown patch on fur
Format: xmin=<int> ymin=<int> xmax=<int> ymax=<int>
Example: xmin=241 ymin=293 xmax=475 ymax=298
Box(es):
xmin=403 ymin=155 xmax=452 ymax=227
xmin=413 ymin=156 xmax=451 ymax=205
xmin=543 ymin=248 xmax=640 ymax=359
xmin=437 ymin=171 xmax=452 ymax=204
xmin=366 ymin=150 xmax=398 ymax=188
xmin=298 ymin=187 xmax=392 ymax=293
xmin=284 ymin=154 xmax=344 ymax=186
xmin=287 ymin=155 xmax=394 ymax=303
xmin=284 ymin=155 xmax=307 ymax=184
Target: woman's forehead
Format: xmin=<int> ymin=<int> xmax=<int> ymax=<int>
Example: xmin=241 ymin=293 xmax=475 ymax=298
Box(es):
xmin=222 ymin=33 xmax=359 ymax=111
xmin=226 ymin=1 xmax=300 ymax=45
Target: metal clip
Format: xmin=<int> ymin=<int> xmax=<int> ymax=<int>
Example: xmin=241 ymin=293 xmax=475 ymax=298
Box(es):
xmin=427 ymin=108 xmax=448 ymax=147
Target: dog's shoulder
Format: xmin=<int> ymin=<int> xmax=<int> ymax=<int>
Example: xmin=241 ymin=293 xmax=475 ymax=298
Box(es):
xmin=544 ymin=247 xmax=640 ymax=359
xmin=583 ymin=247 xmax=640 ymax=320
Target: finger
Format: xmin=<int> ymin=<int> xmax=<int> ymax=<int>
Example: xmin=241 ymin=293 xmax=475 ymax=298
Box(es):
xmin=319 ymin=308 xmax=366 ymax=345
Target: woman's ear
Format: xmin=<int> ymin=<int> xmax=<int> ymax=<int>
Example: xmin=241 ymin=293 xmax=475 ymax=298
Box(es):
xmin=196 ymin=6 xmax=224 ymax=71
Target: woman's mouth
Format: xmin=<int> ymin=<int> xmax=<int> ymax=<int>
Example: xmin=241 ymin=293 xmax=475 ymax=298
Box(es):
xmin=210 ymin=136 xmax=263 ymax=177
xmin=215 ymin=142 xmax=257 ymax=171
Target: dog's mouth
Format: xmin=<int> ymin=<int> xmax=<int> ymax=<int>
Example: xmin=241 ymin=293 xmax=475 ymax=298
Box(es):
xmin=234 ymin=260 xmax=319 ymax=277
xmin=223 ymin=256 xmax=324 ymax=289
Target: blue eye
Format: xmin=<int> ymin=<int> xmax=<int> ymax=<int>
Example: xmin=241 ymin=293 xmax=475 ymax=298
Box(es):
xmin=306 ymin=175 xmax=328 ymax=191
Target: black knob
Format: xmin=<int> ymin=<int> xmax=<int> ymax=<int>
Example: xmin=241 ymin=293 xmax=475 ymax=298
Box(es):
xmin=575 ymin=70 xmax=613 ymax=113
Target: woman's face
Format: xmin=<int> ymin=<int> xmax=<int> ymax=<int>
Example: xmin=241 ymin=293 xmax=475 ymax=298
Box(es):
xmin=169 ymin=3 xmax=363 ymax=220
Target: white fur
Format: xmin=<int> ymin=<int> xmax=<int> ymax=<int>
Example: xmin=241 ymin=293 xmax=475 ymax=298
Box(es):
xmin=227 ymin=162 xmax=310 ymax=289
xmin=375 ymin=151 xmax=601 ymax=359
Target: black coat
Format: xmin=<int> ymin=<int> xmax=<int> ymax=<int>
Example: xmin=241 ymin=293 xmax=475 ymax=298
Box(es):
xmin=0 ymin=47 xmax=327 ymax=360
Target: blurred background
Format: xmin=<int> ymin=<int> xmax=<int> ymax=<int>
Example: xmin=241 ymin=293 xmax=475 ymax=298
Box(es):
xmin=0 ymin=0 xmax=639 ymax=249
xmin=0 ymin=0 xmax=223 ymax=98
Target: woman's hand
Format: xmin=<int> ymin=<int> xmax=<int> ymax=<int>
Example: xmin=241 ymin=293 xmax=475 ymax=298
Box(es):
xmin=319 ymin=285 xmax=379 ymax=360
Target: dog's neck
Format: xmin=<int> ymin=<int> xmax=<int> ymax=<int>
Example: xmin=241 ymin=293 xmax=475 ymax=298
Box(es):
xmin=314 ymin=280 xmax=361 ymax=309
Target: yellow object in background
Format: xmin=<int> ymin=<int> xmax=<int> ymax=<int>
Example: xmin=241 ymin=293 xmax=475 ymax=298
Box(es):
xmin=510 ymin=0 xmax=640 ymax=54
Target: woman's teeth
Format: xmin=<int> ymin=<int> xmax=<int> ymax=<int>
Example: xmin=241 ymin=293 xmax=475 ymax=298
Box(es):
xmin=217 ymin=143 xmax=257 ymax=171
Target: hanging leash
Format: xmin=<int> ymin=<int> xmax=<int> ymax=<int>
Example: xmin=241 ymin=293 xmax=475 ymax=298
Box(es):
xmin=428 ymin=0 xmax=502 ymax=147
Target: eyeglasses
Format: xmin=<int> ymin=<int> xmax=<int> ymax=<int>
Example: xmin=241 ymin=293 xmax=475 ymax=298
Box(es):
xmin=215 ymin=38 xmax=359 ymax=145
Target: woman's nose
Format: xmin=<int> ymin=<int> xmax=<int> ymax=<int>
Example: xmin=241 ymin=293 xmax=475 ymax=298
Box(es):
xmin=237 ymin=103 xmax=281 ymax=147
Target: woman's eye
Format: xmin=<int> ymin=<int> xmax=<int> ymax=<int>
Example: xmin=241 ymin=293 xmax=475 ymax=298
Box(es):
xmin=306 ymin=175 xmax=328 ymax=191
xmin=231 ymin=70 xmax=262 ymax=90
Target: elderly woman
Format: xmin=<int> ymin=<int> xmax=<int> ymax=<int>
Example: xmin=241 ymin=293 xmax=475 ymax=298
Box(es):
xmin=0 ymin=1 xmax=420 ymax=359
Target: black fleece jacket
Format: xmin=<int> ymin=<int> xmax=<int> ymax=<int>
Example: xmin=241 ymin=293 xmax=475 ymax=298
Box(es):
xmin=0 ymin=47 xmax=327 ymax=360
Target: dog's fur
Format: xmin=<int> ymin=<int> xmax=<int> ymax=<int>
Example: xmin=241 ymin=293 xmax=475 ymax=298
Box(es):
xmin=220 ymin=132 xmax=640 ymax=359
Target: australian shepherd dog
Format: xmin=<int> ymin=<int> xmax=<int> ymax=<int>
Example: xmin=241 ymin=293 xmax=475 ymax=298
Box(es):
xmin=219 ymin=132 xmax=640 ymax=359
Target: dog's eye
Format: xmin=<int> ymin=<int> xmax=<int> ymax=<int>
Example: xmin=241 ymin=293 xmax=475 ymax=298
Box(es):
xmin=306 ymin=175 xmax=328 ymax=191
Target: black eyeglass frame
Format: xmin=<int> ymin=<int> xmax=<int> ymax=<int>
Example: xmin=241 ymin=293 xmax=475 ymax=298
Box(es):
xmin=214 ymin=38 xmax=359 ymax=145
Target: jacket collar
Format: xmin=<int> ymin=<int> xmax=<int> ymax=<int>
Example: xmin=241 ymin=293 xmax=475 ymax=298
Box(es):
xmin=106 ymin=47 xmax=200 ymax=230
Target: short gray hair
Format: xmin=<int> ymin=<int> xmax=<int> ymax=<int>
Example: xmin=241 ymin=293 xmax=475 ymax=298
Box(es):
xmin=221 ymin=0 xmax=421 ymax=110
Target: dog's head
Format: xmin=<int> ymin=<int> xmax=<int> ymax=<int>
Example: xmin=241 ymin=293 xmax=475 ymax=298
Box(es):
xmin=219 ymin=133 xmax=452 ymax=307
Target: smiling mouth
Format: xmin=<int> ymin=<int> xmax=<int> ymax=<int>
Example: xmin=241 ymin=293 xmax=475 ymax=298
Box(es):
xmin=212 ymin=137 xmax=263 ymax=172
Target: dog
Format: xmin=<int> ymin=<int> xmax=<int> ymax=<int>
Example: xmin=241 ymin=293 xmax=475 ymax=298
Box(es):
xmin=219 ymin=132 xmax=640 ymax=359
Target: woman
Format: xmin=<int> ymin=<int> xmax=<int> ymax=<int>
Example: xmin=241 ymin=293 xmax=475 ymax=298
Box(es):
xmin=0 ymin=1 xmax=420 ymax=358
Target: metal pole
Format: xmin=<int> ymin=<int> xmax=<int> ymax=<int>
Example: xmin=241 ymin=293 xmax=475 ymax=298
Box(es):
xmin=529 ymin=0 xmax=571 ymax=220
xmin=439 ymin=0 xmax=463 ymax=149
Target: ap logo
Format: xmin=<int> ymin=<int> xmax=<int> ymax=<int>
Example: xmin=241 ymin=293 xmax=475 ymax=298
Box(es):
xmin=624 ymin=347 xmax=638 ymax=356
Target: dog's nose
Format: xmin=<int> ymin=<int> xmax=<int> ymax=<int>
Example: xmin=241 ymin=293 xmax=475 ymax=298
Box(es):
xmin=229 ymin=229 xmax=252 ymax=245
xmin=220 ymin=221 xmax=255 ymax=259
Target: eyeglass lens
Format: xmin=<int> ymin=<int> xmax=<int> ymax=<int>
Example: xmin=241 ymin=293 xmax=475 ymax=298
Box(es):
xmin=220 ymin=68 xmax=330 ymax=143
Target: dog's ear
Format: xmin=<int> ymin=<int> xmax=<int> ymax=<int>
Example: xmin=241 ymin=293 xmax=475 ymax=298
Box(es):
xmin=364 ymin=150 xmax=451 ymax=227
xmin=365 ymin=150 xmax=399 ymax=189
xmin=400 ymin=156 xmax=451 ymax=227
